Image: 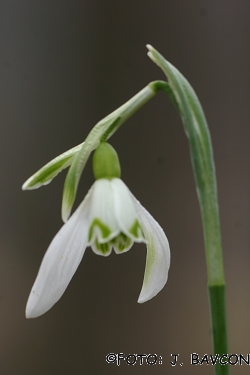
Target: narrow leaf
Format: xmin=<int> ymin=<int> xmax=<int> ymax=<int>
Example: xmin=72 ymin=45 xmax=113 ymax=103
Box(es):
xmin=147 ymin=44 xmax=223 ymax=284
xmin=22 ymin=143 xmax=83 ymax=190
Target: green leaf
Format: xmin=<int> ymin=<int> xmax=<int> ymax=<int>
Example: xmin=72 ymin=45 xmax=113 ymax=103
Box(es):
xmin=22 ymin=143 xmax=83 ymax=190
xmin=148 ymin=45 xmax=228 ymax=374
xmin=147 ymin=44 xmax=223 ymax=284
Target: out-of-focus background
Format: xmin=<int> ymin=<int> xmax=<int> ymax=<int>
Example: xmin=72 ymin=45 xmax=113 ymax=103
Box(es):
xmin=1 ymin=0 xmax=250 ymax=374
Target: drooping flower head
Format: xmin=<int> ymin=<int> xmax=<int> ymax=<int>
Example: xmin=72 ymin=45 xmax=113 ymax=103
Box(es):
xmin=26 ymin=142 xmax=170 ymax=318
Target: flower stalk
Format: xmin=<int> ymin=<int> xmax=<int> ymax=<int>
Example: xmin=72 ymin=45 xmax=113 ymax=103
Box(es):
xmin=61 ymin=84 xmax=159 ymax=221
xmin=147 ymin=45 xmax=228 ymax=375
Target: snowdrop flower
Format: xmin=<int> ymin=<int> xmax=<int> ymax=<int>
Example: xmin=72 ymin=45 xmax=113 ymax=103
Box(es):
xmin=26 ymin=143 xmax=170 ymax=318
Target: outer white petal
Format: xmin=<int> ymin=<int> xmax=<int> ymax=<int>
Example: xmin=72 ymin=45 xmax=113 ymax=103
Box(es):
xmin=111 ymin=178 xmax=145 ymax=242
xmin=26 ymin=189 xmax=92 ymax=318
xmin=131 ymin=196 xmax=170 ymax=303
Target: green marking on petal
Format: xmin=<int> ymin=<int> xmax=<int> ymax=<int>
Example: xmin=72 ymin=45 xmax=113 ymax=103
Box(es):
xmin=95 ymin=240 xmax=111 ymax=255
xmin=88 ymin=218 xmax=112 ymax=242
xmin=129 ymin=219 xmax=144 ymax=239
xmin=112 ymin=232 xmax=132 ymax=253
xmin=144 ymin=234 xmax=156 ymax=286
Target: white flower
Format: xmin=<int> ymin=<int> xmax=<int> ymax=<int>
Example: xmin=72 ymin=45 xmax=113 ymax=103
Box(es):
xmin=26 ymin=178 xmax=170 ymax=318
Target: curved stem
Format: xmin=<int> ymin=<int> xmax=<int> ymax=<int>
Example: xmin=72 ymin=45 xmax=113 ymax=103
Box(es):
xmin=147 ymin=45 xmax=228 ymax=375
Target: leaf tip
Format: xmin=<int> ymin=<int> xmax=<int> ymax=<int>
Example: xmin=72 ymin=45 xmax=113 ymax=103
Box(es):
xmin=22 ymin=182 xmax=29 ymax=191
xmin=146 ymin=45 xmax=157 ymax=65
xmin=61 ymin=188 xmax=74 ymax=222
xmin=22 ymin=177 xmax=39 ymax=191
xmin=146 ymin=44 xmax=153 ymax=51
xmin=61 ymin=202 xmax=71 ymax=223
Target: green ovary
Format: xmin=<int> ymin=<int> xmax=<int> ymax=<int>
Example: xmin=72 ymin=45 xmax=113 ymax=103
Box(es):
xmin=92 ymin=142 xmax=121 ymax=180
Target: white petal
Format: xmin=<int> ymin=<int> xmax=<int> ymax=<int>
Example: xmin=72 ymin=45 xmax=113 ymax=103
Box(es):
xmin=111 ymin=179 xmax=145 ymax=242
xmin=26 ymin=192 xmax=91 ymax=318
xmin=88 ymin=179 xmax=120 ymax=244
xmin=131 ymin=196 xmax=170 ymax=303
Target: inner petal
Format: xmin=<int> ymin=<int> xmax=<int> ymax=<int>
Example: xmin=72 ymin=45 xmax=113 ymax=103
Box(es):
xmin=129 ymin=219 xmax=145 ymax=241
xmin=91 ymin=239 xmax=112 ymax=257
xmin=88 ymin=179 xmax=120 ymax=244
xmin=88 ymin=218 xmax=112 ymax=242
xmin=111 ymin=179 xmax=143 ymax=239
xmin=112 ymin=232 xmax=133 ymax=254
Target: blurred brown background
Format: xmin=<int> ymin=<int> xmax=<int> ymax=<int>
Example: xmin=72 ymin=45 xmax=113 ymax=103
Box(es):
xmin=1 ymin=0 xmax=250 ymax=374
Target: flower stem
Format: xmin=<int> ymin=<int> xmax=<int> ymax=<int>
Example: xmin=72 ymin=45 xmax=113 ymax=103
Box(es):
xmin=147 ymin=45 xmax=228 ymax=375
xmin=62 ymin=83 xmax=158 ymax=220
xmin=209 ymin=285 xmax=228 ymax=374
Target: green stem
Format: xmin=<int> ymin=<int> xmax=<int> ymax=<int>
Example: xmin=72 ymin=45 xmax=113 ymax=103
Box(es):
xmin=209 ymin=285 xmax=228 ymax=374
xmin=147 ymin=46 xmax=229 ymax=375
xmin=62 ymin=82 xmax=160 ymax=220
